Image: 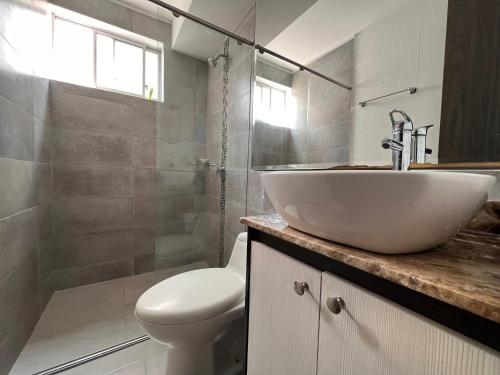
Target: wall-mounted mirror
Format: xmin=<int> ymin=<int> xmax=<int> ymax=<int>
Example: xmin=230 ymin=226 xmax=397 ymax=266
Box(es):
xmin=252 ymin=0 xmax=500 ymax=170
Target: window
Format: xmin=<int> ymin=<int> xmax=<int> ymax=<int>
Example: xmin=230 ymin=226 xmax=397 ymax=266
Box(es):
xmin=254 ymin=79 xmax=296 ymax=128
xmin=53 ymin=16 xmax=162 ymax=100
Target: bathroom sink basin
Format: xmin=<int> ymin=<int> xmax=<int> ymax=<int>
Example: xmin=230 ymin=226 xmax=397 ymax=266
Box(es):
xmin=262 ymin=170 xmax=495 ymax=254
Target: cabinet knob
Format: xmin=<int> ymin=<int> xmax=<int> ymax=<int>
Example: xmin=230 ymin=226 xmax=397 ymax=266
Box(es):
xmin=293 ymin=281 xmax=309 ymax=296
xmin=326 ymin=296 xmax=345 ymax=314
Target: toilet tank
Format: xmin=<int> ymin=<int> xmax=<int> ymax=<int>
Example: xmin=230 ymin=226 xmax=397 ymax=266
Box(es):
xmin=227 ymin=232 xmax=247 ymax=279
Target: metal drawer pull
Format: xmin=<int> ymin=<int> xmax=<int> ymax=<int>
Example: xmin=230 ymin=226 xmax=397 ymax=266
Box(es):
xmin=326 ymin=296 xmax=345 ymax=314
xmin=294 ymin=281 xmax=309 ymax=296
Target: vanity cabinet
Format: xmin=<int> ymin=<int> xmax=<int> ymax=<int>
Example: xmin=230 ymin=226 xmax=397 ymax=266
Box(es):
xmin=247 ymin=241 xmax=500 ymax=375
xmin=247 ymin=242 xmax=321 ymax=375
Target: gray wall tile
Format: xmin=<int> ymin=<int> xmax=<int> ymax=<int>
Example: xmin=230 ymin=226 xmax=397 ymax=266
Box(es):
xmin=49 ymin=258 xmax=134 ymax=290
xmin=134 ymin=196 xmax=156 ymax=227
xmin=0 ymin=253 xmax=39 ymax=343
xmin=133 ymin=168 xmax=156 ymax=196
xmin=52 ymin=229 xmax=134 ymax=269
xmin=52 ymin=165 xmax=133 ymax=199
xmin=52 ymin=198 xmax=133 ymax=235
xmin=51 ymin=90 xmax=135 ymax=135
xmin=0 ymin=297 xmax=39 ymax=375
xmin=50 ymin=0 xmax=133 ymax=32
xmin=34 ymin=163 xmax=51 ymax=205
xmin=133 ymin=137 xmax=156 ymax=168
xmin=134 ymin=227 xmax=155 ymax=256
xmin=0 ymin=35 xmax=34 ymax=115
xmin=34 ymin=119 xmax=51 ymax=163
xmin=133 ymin=100 xmax=157 ymax=139
xmin=0 ymin=95 xmax=34 ymax=161
xmin=0 ymin=209 xmax=37 ymax=282
xmin=0 ymin=158 xmax=34 ymax=220
xmin=51 ymin=128 xmax=133 ymax=167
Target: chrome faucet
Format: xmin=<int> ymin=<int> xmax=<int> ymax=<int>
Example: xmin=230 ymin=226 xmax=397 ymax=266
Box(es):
xmin=381 ymin=109 xmax=414 ymax=171
xmin=411 ymin=125 xmax=433 ymax=164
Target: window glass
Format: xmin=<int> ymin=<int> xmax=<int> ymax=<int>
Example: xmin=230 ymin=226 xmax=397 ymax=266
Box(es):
xmin=53 ymin=17 xmax=162 ymax=100
xmin=145 ymin=50 xmax=159 ymax=100
xmin=271 ymin=88 xmax=285 ymax=112
xmin=53 ymin=18 xmax=94 ymax=86
xmin=261 ymin=86 xmax=271 ymax=110
xmin=96 ymin=34 xmax=114 ymax=89
xmin=113 ymin=40 xmax=143 ymax=95
xmin=254 ymin=80 xmax=296 ymax=128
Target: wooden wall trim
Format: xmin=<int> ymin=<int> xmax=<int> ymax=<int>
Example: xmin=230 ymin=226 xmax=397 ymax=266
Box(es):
xmin=439 ymin=0 xmax=500 ymax=162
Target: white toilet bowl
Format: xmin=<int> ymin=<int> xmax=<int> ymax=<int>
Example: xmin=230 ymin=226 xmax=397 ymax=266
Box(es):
xmin=135 ymin=232 xmax=247 ymax=375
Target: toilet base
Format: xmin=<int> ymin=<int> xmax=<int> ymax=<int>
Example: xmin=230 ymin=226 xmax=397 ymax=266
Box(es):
xmin=164 ymin=341 xmax=214 ymax=375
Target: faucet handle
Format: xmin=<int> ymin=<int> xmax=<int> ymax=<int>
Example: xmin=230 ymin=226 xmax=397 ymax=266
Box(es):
xmin=413 ymin=124 xmax=434 ymax=136
xmin=389 ymin=109 xmax=411 ymax=124
xmin=381 ymin=137 xmax=404 ymax=151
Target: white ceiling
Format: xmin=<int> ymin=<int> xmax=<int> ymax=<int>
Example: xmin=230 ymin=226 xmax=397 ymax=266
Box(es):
xmin=110 ymin=0 xmax=254 ymax=60
xmin=109 ymin=0 xmax=413 ymax=67
xmin=172 ymin=0 xmax=254 ymax=60
xmin=256 ymin=0 xmax=317 ymax=46
xmin=265 ymin=0 xmax=413 ymax=67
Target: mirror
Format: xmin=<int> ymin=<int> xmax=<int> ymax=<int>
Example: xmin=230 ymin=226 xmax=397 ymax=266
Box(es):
xmin=252 ymin=0 xmax=448 ymax=169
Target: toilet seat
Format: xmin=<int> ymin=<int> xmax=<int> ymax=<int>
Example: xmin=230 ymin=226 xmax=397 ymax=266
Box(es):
xmin=136 ymin=268 xmax=245 ymax=325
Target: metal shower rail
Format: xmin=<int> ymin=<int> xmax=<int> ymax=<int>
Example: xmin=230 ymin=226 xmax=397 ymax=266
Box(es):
xmin=146 ymin=0 xmax=352 ymax=90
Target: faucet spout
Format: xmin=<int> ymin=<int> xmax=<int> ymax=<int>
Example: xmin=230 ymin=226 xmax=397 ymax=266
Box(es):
xmin=381 ymin=109 xmax=414 ymax=171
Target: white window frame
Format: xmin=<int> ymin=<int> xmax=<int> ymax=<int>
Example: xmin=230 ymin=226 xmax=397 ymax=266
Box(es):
xmin=254 ymin=77 xmax=293 ymax=128
xmin=52 ymin=15 xmax=163 ymax=101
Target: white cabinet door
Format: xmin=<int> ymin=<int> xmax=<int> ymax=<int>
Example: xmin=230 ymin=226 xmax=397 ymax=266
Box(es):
xmin=247 ymin=242 xmax=321 ymax=375
xmin=318 ymin=272 xmax=500 ymax=375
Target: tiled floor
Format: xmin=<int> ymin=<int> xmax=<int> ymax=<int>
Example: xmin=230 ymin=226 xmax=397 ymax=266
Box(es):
xmin=10 ymin=262 xmax=219 ymax=375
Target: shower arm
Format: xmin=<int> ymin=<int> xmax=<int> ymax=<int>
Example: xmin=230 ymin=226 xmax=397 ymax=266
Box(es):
xmin=145 ymin=0 xmax=352 ymax=91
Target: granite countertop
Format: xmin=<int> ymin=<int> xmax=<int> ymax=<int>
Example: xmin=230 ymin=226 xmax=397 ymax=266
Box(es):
xmin=241 ymin=214 xmax=500 ymax=324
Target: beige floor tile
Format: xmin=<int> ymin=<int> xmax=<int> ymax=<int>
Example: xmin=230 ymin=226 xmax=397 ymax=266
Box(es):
xmin=63 ymin=345 xmax=145 ymax=375
xmin=38 ymin=279 xmax=125 ymax=333
xmin=11 ymin=262 xmax=210 ymax=375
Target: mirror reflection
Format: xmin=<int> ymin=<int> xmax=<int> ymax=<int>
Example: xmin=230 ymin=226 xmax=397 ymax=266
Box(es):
xmin=253 ymin=0 xmax=447 ymax=169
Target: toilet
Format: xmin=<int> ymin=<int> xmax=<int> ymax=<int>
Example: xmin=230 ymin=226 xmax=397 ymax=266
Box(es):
xmin=135 ymin=232 xmax=247 ymax=375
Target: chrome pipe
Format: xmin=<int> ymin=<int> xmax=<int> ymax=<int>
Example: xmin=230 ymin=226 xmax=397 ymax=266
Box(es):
xmin=33 ymin=336 xmax=150 ymax=375
xmin=146 ymin=0 xmax=254 ymax=46
xmin=145 ymin=0 xmax=352 ymax=91
xmin=255 ymin=45 xmax=352 ymax=90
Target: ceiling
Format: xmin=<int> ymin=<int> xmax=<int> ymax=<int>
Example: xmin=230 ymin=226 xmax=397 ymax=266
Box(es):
xmin=171 ymin=0 xmax=254 ymax=60
xmin=110 ymin=0 xmax=254 ymax=60
xmin=109 ymin=0 xmax=413 ymax=67
xmin=264 ymin=0 xmax=413 ymax=67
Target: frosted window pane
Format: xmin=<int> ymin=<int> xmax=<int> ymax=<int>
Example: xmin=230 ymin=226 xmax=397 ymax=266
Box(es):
xmin=114 ymin=40 xmax=143 ymax=95
xmin=271 ymin=88 xmax=285 ymax=111
xmin=145 ymin=50 xmax=159 ymax=100
xmin=53 ymin=18 xmax=94 ymax=86
xmin=96 ymin=34 xmax=114 ymax=89
xmin=262 ymin=86 xmax=270 ymax=110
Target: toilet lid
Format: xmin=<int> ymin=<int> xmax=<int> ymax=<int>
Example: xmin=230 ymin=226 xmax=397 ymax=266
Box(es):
xmin=136 ymin=268 xmax=245 ymax=325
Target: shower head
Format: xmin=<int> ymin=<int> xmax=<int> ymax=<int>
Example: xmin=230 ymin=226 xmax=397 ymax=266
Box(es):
xmin=208 ymin=53 xmax=228 ymax=68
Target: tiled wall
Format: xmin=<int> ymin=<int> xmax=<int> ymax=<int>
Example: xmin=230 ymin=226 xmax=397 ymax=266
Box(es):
xmin=45 ymin=0 xmax=212 ymax=288
xmin=350 ymin=0 xmax=448 ymax=165
xmin=48 ymin=80 xmax=158 ymax=289
xmin=155 ymin=49 xmax=208 ymax=272
xmin=252 ymin=40 xmax=353 ymax=167
xmin=0 ymin=0 xmax=52 ymax=372
xmin=300 ymin=40 xmax=353 ymax=165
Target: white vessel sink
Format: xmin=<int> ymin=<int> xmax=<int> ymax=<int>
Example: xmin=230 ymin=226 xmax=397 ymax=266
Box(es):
xmin=262 ymin=170 xmax=495 ymax=254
